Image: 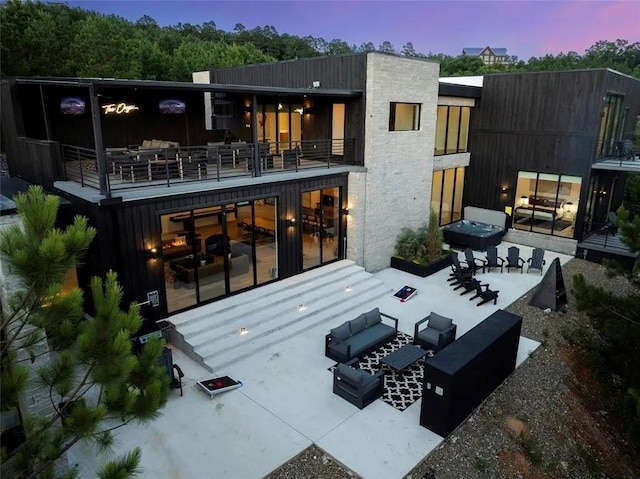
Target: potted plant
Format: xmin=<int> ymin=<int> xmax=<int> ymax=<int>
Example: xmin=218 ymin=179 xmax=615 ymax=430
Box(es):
xmin=390 ymin=209 xmax=453 ymax=277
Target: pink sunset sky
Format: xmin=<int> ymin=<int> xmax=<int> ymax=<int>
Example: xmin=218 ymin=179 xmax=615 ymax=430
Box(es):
xmin=63 ymin=0 xmax=639 ymax=60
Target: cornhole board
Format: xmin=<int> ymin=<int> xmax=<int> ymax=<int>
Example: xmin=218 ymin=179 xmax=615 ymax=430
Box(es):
xmin=197 ymin=376 xmax=243 ymax=398
xmin=393 ymin=285 xmax=418 ymax=302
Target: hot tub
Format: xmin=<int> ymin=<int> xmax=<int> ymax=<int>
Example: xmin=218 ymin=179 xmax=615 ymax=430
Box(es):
xmin=442 ymin=220 xmax=504 ymax=250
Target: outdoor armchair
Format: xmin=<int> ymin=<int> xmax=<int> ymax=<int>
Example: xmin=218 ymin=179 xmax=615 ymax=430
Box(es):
xmin=333 ymin=358 xmax=384 ymax=409
xmin=527 ymin=247 xmax=546 ymax=275
xmin=449 ymin=254 xmax=472 ymax=285
xmin=413 ymin=312 xmax=457 ymax=352
xmin=161 ymin=347 xmax=184 ymax=397
xmin=463 ymin=247 xmax=487 ymax=275
xmin=485 ymin=245 xmax=504 ymax=273
xmin=506 ymin=246 xmax=525 ymax=274
xmin=469 ymin=282 xmax=499 ymax=306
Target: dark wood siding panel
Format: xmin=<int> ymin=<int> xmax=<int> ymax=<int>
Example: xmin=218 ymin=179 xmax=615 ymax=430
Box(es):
xmin=91 ymin=175 xmax=348 ymax=315
xmin=479 ymin=70 xmax=608 ymax=136
xmin=465 ymin=69 xmax=626 ymax=217
xmin=210 ymin=54 xmax=367 ymax=90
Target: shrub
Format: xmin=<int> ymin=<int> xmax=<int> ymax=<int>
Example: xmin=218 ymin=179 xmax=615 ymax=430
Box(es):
xmin=394 ymin=209 xmax=445 ymax=264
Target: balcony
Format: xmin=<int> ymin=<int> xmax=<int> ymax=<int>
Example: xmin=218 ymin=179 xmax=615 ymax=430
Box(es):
xmin=60 ymin=138 xmax=356 ymax=194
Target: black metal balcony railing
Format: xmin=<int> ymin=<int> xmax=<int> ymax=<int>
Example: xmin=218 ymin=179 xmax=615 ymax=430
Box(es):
xmin=61 ymin=138 xmax=356 ymax=194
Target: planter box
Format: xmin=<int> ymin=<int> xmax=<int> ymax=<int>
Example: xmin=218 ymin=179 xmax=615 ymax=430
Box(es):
xmin=390 ymin=254 xmax=453 ymax=277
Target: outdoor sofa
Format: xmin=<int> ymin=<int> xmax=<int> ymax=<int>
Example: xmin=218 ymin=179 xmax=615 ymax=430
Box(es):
xmin=325 ymin=307 xmax=398 ymax=363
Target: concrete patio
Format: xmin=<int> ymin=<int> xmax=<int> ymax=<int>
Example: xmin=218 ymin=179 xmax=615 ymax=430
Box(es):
xmin=67 ymin=242 xmax=572 ymax=479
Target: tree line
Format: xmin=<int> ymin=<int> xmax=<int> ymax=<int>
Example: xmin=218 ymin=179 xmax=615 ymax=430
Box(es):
xmin=1 ymin=0 xmax=639 ymax=81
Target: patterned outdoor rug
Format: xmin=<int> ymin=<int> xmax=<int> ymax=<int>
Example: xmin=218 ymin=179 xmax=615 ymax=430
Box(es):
xmin=329 ymin=332 xmax=433 ymax=412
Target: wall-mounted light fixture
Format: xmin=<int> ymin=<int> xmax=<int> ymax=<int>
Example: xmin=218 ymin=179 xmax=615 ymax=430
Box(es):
xmin=287 ymin=217 xmax=296 ymax=227
xmin=342 ymin=207 xmax=350 ymax=216
xmin=240 ymin=327 xmax=249 ymax=335
xmin=500 ymin=186 xmax=509 ymax=195
xmin=294 ymin=107 xmax=304 ymax=115
xmin=147 ymin=247 xmax=159 ymax=260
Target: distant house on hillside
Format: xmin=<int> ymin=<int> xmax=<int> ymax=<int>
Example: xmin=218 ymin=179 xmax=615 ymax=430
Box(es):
xmin=462 ymin=47 xmax=514 ymax=65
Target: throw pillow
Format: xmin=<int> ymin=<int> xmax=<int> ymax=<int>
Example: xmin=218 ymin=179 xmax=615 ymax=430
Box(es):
xmin=331 ymin=322 xmax=351 ymax=341
xmin=428 ymin=312 xmax=453 ymax=331
xmin=364 ymin=308 xmax=382 ymax=327
xmin=350 ymin=314 xmax=367 ymax=335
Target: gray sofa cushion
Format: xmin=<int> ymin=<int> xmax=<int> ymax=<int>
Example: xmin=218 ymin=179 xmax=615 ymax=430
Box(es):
xmin=330 ymin=341 xmax=349 ymax=358
xmin=364 ymin=308 xmax=382 ymax=327
xmin=429 ymin=312 xmax=453 ymax=331
xmin=349 ymin=314 xmax=367 ymax=335
xmin=345 ymin=323 xmax=395 ymax=356
xmin=331 ymin=322 xmax=351 ymax=341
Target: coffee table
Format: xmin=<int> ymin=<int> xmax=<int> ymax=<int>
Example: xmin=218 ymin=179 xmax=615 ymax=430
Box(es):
xmin=380 ymin=344 xmax=427 ymax=372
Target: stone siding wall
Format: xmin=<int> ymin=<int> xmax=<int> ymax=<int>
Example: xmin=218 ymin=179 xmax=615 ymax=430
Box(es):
xmin=362 ymin=53 xmax=440 ymax=272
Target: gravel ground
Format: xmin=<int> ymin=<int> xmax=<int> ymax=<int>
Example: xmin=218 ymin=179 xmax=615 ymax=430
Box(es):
xmin=266 ymin=258 xmax=640 ymax=479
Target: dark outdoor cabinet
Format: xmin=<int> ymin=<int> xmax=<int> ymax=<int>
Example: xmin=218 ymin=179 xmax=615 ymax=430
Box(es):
xmin=419 ymin=309 xmax=522 ymax=437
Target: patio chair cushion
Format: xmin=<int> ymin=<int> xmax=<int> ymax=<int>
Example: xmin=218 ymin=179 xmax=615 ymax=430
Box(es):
xmin=336 ymin=363 xmax=367 ymax=384
xmin=364 ymin=307 xmax=382 ymax=327
xmin=347 ymin=324 xmax=394 ymax=356
xmin=417 ymin=327 xmax=442 ymax=344
xmin=429 ymin=313 xmax=453 ymax=331
xmin=331 ymin=322 xmax=351 ymax=341
xmin=350 ymin=314 xmax=367 ymax=335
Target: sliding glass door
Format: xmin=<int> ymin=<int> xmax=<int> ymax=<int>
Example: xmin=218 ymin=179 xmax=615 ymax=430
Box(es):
xmin=302 ymin=187 xmax=340 ymax=270
xmin=161 ymin=197 xmax=278 ymax=314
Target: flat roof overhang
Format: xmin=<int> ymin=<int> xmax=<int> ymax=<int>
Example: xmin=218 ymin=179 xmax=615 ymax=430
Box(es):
xmin=438 ymin=82 xmax=482 ymax=98
xmin=14 ymin=77 xmax=363 ymax=98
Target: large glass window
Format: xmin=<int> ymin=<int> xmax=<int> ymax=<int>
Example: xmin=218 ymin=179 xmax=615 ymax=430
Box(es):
xmin=434 ymin=106 xmax=470 ymax=155
xmin=513 ymin=171 xmax=582 ymax=238
xmin=161 ymin=198 xmax=277 ymax=314
xmin=302 ymin=187 xmax=340 ymax=270
xmin=389 ymin=102 xmax=421 ymax=131
xmin=597 ymin=93 xmax=625 ymax=157
xmin=431 ymin=167 xmax=465 ymax=225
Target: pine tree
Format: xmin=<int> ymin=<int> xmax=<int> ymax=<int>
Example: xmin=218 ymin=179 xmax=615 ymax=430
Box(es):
xmin=0 ymin=186 xmax=169 ymax=478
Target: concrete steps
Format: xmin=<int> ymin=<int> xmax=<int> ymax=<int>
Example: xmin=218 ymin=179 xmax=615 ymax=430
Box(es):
xmin=168 ymin=260 xmax=392 ymax=372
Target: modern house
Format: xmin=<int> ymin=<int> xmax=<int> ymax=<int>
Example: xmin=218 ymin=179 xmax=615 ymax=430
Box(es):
xmin=1 ymin=54 xmax=638 ymax=326
xmin=1 ymin=53 xmax=470 ymax=323
xmin=462 ymin=47 xmax=514 ymax=65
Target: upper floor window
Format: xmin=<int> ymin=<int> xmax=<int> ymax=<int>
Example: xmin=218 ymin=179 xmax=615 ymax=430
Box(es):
xmin=597 ymin=93 xmax=625 ymax=157
xmin=389 ymin=102 xmax=421 ymax=131
xmin=435 ymin=105 xmax=471 ymax=155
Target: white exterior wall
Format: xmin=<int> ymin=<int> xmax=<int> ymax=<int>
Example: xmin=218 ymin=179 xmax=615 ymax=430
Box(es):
xmin=346 ymin=170 xmax=367 ymax=266
xmin=361 ymin=53 xmax=440 ymax=272
xmin=193 ymin=70 xmax=212 ymax=130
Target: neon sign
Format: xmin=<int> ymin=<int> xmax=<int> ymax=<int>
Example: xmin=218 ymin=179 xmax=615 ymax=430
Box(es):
xmin=101 ymin=102 xmax=139 ymax=115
